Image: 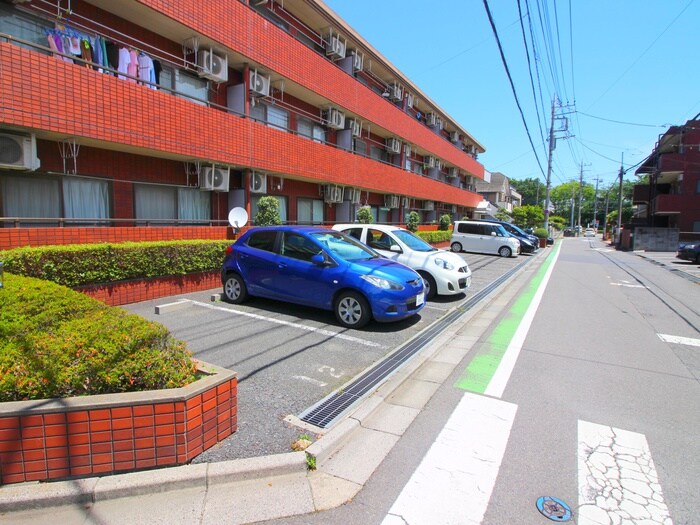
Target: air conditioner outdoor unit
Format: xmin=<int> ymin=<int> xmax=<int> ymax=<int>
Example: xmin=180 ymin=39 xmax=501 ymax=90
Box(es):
xmin=326 ymin=34 xmax=346 ymax=59
xmin=385 ymin=137 xmax=401 ymax=154
xmin=0 ymin=132 xmax=40 ymax=171
xmin=249 ymin=69 xmax=271 ymax=97
xmin=249 ymin=171 xmax=267 ymax=194
xmin=425 ymin=156 xmax=436 ymax=168
xmin=197 ymin=49 xmax=228 ymax=82
xmin=406 ymin=93 xmax=414 ymax=109
xmin=424 ymin=201 xmax=435 ymax=211
xmin=348 ymin=187 xmax=361 ymax=204
xmin=347 ymin=118 xmax=362 ymax=137
xmin=200 ymin=166 xmax=230 ymax=192
xmin=323 ymin=184 xmax=344 ymax=204
xmin=448 ymin=167 xmax=459 ymax=178
xmin=425 ymin=112 xmax=438 ymax=127
xmin=388 ymin=82 xmax=403 ymax=102
xmin=450 ymin=130 xmax=460 ymax=142
xmin=435 ymin=159 xmax=443 ymax=170
xmin=451 ymin=205 xmax=457 ymax=214
xmin=350 ymin=50 xmax=364 ymax=72
xmin=435 ymin=116 xmax=444 ymax=130
xmin=322 ymin=107 xmax=346 ymax=130
xmin=384 ymin=194 xmax=400 ymax=209
xmin=401 ymin=196 xmax=410 ymax=208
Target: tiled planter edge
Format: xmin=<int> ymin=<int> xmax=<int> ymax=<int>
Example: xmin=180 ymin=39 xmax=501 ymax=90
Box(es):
xmin=0 ymin=360 xmax=237 ymax=485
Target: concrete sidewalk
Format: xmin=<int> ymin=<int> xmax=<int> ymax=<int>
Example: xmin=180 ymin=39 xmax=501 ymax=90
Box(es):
xmin=0 ymin=250 xmax=540 ymax=525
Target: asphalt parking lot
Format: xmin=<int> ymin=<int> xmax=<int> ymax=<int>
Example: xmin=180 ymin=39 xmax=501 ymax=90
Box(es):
xmin=122 ymin=250 xmax=544 ymax=463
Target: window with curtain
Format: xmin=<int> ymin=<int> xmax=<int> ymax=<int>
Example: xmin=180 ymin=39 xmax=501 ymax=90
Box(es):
xmin=298 ymin=118 xmax=326 ymax=143
xmin=251 ymin=195 xmax=288 ymax=223
xmin=134 ymin=184 xmax=177 ymax=223
xmin=158 ymin=68 xmax=208 ymax=105
xmin=267 ymin=105 xmax=289 ymax=131
xmin=1 ymin=174 xmax=60 ymax=226
xmin=178 ymin=187 xmax=211 ymax=222
xmin=297 ymin=198 xmax=324 ymax=224
xmin=63 ymin=177 xmax=110 ymax=224
xmin=354 ymin=139 xmax=367 ymax=157
xmin=370 ymin=145 xmax=386 ymax=163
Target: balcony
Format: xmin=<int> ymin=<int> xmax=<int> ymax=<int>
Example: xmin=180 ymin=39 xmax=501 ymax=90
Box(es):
xmin=633 ymin=184 xmax=651 ymax=204
xmin=653 ymin=194 xmax=683 ymax=215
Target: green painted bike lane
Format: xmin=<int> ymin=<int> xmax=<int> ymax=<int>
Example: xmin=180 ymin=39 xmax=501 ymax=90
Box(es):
xmin=455 ymin=241 xmax=562 ymax=394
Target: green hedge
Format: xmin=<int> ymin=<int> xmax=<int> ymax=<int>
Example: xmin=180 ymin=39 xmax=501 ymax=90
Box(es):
xmin=417 ymin=230 xmax=452 ymax=243
xmin=0 ymin=240 xmax=231 ymax=287
xmin=0 ymin=273 xmax=198 ymax=402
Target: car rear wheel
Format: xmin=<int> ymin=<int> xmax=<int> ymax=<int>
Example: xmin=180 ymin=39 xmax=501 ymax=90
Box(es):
xmin=498 ymin=246 xmax=512 ymax=258
xmin=334 ymin=291 xmax=371 ymax=328
xmin=418 ymin=271 xmax=437 ymax=300
xmin=223 ymin=273 xmax=248 ymax=304
xmin=451 ymin=242 xmax=463 ymax=253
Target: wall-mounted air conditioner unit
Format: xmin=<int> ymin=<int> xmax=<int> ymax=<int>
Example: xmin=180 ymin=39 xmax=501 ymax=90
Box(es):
xmin=435 ymin=116 xmax=444 ymax=130
xmin=322 ymin=107 xmax=346 ymax=130
xmin=384 ymin=194 xmax=400 ymax=209
xmin=200 ymin=166 xmax=230 ymax=192
xmin=385 ymin=137 xmax=401 ymax=154
xmin=435 ymin=159 xmax=443 ymax=170
xmin=451 ymin=205 xmax=457 ymax=214
xmin=403 ymin=144 xmax=411 ymax=157
xmin=350 ymin=50 xmax=364 ymax=72
xmin=401 ymin=196 xmax=410 ymax=208
xmin=406 ymin=93 xmax=414 ymax=109
xmin=348 ymin=187 xmax=361 ymax=204
xmin=424 ymin=155 xmax=436 ymax=168
xmin=0 ymin=132 xmax=40 ymax=171
xmin=388 ymin=82 xmax=403 ymax=102
xmin=425 ymin=112 xmax=438 ymax=127
xmin=347 ymin=118 xmax=362 ymax=137
xmin=249 ymin=69 xmax=270 ymax=97
xmin=465 ymin=144 xmax=477 ymax=154
xmin=325 ymin=33 xmax=346 ymax=59
xmin=197 ymin=49 xmax=228 ymax=82
xmin=450 ymin=130 xmax=460 ymax=142
xmin=323 ymin=184 xmax=344 ymax=203
xmin=423 ymin=201 xmax=435 ymax=211
xmin=448 ymin=167 xmax=459 ymax=178
xmin=249 ymin=171 xmax=267 ymax=194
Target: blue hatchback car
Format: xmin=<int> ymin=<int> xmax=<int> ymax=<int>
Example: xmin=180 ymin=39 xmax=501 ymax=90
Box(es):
xmin=221 ymin=226 xmax=425 ymax=328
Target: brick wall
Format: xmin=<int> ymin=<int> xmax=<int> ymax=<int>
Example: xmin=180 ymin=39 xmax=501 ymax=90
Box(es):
xmin=0 ymin=364 xmax=237 ymax=485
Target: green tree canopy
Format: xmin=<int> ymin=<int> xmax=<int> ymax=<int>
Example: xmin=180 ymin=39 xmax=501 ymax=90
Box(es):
xmin=511 ymin=205 xmax=544 ymax=228
xmin=510 ymin=177 xmax=546 ymax=206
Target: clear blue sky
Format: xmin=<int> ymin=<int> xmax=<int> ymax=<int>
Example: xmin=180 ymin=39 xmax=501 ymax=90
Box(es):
xmin=323 ymin=0 xmax=698 ymax=191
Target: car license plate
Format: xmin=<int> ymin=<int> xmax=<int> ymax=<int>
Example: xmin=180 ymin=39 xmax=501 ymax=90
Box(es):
xmin=416 ymin=292 xmax=425 ymax=306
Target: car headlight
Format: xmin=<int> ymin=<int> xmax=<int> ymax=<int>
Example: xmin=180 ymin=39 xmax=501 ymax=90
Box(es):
xmin=684 ymin=244 xmax=698 ymax=249
xmin=360 ymin=275 xmax=404 ymax=290
xmin=434 ymin=257 xmax=455 ymax=270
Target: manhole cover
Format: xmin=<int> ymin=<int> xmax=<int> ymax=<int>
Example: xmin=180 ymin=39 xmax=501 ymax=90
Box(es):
xmin=536 ymin=496 xmax=572 ymax=522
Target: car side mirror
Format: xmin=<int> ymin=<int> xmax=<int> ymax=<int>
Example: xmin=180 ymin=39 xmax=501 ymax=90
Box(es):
xmin=310 ymin=253 xmax=327 ymax=266
xmin=389 ymin=245 xmax=402 ymax=253
xmin=491 ymin=232 xmax=497 ymax=237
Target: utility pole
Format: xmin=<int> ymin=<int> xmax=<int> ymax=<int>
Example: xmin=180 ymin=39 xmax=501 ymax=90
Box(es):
xmin=569 ymin=183 xmax=576 ymax=229
xmin=603 ymin=185 xmax=611 ymax=242
xmin=543 ymin=100 xmax=556 ymax=232
xmin=592 ymin=177 xmax=600 ymax=230
xmin=577 ymin=163 xmax=584 ymax=234
xmin=616 ymin=153 xmax=624 ymax=246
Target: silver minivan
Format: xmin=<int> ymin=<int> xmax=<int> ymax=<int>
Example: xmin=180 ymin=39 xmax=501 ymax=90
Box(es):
xmin=451 ymin=220 xmax=521 ymax=257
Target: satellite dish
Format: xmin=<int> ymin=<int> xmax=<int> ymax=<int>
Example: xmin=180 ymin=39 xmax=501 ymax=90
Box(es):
xmin=228 ymin=207 xmax=249 ymax=228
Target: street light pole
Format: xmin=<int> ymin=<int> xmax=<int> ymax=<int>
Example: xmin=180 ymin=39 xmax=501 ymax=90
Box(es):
xmin=543 ymin=99 xmax=556 ymax=232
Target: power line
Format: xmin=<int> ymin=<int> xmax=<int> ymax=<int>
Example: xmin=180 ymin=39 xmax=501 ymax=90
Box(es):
xmin=577 ymin=110 xmax=668 ymax=128
xmin=482 ymin=0 xmax=546 ymax=178
xmin=517 ymin=0 xmax=546 ymax=153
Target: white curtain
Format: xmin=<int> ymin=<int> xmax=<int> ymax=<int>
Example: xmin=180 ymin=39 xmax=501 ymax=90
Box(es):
xmin=178 ymin=187 xmax=210 ymax=222
xmin=63 ymin=177 xmax=109 ymax=220
xmin=1 ymin=175 xmax=60 ymax=223
xmin=134 ymin=184 xmax=177 ymax=221
xmin=267 ymin=105 xmax=289 ymax=131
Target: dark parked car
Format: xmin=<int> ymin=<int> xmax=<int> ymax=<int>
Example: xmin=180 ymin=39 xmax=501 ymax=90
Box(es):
xmin=677 ymin=243 xmax=700 ymax=264
xmin=221 ymin=226 xmax=426 ymax=328
xmin=484 ymin=219 xmax=539 ymax=253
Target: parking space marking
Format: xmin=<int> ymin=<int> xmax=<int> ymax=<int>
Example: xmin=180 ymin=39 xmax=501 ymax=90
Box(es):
xmin=658 ymin=333 xmax=700 ymax=347
xmin=185 ymin=300 xmax=386 ymax=348
xmin=578 ymin=420 xmax=672 ymax=525
xmin=293 ymin=376 xmax=328 ymax=387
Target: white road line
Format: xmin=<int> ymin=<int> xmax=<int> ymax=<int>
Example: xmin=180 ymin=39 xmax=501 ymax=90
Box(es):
xmin=382 ymin=393 xmax=517 ymax=525
xmin=658 ymin=333 xmax=700 ymax=348
xmin=292 ymin=375 xmax=327 ymax=387
xmin=610 ymin=282 xmax=646 ymax=288
xmin=484 ymin=244 xmax=561 ymax=398
xmin=185 ymin=299 xmax=386 ymax=348
xmin=578 ymin=420 xmax=673 ymax=525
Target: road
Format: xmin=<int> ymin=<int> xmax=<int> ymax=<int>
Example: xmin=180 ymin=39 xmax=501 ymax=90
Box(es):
xmin=262 ymin=236 xmax=700 ymax=525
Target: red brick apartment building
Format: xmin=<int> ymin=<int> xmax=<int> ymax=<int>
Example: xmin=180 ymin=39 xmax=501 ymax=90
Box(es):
xmin=0 ymin=0 xmax=486 ymax=251
xmin=633 ymin=117 xmax=700 ymax=242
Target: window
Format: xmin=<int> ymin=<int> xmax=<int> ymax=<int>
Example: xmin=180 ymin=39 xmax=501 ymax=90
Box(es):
xmin=63 ymin=177 xmax=110 ymax=224
xmin=342 ymin=227 xmax=364 ymax=241
xmin=245 ymin=230 xmax=278 ymax=252
xmin=251 ymin=195 xmax=288 ymax=223
xmin=159 ymin=67 xmax=208 ymax=105
xmin=0 ymin=4 xmax=51 ymax=52
xmin=297 ymin=118 xmax=325 ymax=143
xmin=134 ymin=184 xmax=210 ymax=224
xmin=354 ymin=139 xmax=367 ymax=157
xmin=250 ymin=103 xmax=289 ymax=131
xmin=367 ymin=229 xmax=399 ymax=251
xmin=370 ymin=145 xmax=386 ymax=163
xmin=281 ymin=232 xmax=319 ymax=262
xmin=297 ymin=198 xmax=324 ymax=224
xmin=693 ymin=221 xmax=700 ymax=233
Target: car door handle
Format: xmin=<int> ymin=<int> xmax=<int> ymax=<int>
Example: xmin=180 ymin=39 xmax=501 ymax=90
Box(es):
xmin=278 ymin=262 xmax=287 ymax=269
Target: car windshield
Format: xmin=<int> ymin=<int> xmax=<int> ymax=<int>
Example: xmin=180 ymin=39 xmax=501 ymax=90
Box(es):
xmin=392 ymin=229 xmax=436 ymax=252
xmin=509 ymin=224 xmax=528 ymax=236
xmin=312 ymin=231 xmax=378 ymax=262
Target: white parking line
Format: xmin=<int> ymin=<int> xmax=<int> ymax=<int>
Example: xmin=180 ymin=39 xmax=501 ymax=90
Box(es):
xmin=658 ymin=333 xmax=700 ymax=348
xmin=382 ymin=393 xmax=517 ymax=525
xmin=185 ymin=299 xmax=386 ymax=348
xmin=578 ymin=420 xmax=672 ymax=525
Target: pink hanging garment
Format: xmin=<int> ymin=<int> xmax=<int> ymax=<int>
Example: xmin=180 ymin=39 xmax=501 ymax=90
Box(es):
xmin=127 ymin=49 xmax=139 ymax=82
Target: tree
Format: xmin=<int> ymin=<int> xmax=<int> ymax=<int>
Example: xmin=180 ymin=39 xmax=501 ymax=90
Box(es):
xmin=511 ymin=205 xmax=544 ymax=228
xmin=357 ymin=206 xmax=373 ymax=224
xmin=438 ymin=214 xmax=451 ymax=230
xmin=406 ymin=211 xmax=420 ymax=232
xmin=495 ymin=208 xmax=512 ymax=222
xmin=254 ymin=196 xmax=282 ymax=226
xmin=510 ymin=177 xmax=546 ymax=206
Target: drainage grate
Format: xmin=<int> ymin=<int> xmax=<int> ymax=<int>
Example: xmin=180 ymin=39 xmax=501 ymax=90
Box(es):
xmin=299 ymin=258 xmax=532 ymax=428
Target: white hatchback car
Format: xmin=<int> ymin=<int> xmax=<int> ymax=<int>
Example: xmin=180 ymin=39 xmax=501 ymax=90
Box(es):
xmin=332 ymin=224 xmax=472 ymax=300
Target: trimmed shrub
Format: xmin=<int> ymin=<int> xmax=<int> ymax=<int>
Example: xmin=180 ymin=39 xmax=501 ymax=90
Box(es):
xmin=0 ymin=273 xmax=197 ymax=401
xmin=0 ymin=240 xmax=231 ymax=288
xmin=438 ymin=214 xmax=451 ymax=231
xmin=417 ymin=230 xmax=451 ymax=243
xmin=406 ymin=211 xmax=420 ymax=233
xmin=533 ymin=227 xmax=549 ymax=239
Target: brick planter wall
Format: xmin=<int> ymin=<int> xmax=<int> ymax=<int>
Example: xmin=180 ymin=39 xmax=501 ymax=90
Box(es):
xmin=77 ymin=271 xmax=221 ymax=306
xmin=0 ymin=362 xmax=237 ymax=485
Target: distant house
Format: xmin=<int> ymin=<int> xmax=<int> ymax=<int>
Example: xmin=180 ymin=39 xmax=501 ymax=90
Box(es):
xmin=475 ymin=172 xmax=521 ymax=216
xmin=634 ymin=116 xmax=700 ymax=244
